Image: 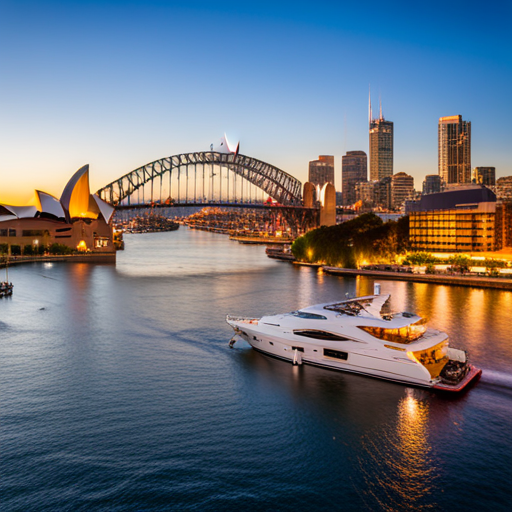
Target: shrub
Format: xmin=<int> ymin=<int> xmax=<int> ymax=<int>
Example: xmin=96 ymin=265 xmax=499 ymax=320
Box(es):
xmin=48 ymin=243 xmax=74 ymax=255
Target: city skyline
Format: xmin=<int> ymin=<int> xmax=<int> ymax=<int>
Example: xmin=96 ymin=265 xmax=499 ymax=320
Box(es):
xmin=1 ymin=0 xmax=511 ymax=204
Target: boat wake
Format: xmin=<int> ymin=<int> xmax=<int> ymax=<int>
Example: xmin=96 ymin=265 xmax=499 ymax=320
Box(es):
xmin=479 ymin=369 xmax=512 ymax=396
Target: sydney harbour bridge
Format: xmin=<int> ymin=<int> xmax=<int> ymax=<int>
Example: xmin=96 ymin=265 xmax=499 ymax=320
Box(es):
xmin=96 ymin=148 xmax=336 ymax=231
xmin=96 ymin=151 xmax=303 ymax=208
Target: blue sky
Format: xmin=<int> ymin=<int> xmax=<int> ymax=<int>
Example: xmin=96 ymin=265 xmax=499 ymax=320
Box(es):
xmin=1 ymin=0 xmax=511 ymax=202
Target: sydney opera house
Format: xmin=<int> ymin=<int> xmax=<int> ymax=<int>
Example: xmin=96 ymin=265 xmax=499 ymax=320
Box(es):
xmin=0 ymin=165 xmax=115 ymax=257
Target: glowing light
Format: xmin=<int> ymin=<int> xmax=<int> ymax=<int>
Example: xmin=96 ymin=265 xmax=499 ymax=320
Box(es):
xmin=77 ymin=240 xmax=87 ymax=251
xmin=407 ymin=351 xmax=421 ymax=364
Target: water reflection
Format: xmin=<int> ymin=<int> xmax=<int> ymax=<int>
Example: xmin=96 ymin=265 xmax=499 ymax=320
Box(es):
xmin=357 ymin=389 xmax=438 ymax=511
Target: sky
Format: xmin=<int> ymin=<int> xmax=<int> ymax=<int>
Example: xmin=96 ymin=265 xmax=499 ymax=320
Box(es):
xmin=1 ymin=0 xmax=511 ymax=204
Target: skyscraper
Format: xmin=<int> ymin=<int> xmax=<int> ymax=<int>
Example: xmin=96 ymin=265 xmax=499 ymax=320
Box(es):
xmin=438 ymin=115 xmax=471 ymax=184
xmin=342 ymin=151 xmax=367 ymax=206
xmin=308 ymin=155 xmax=335 ymax=188
xmin=369 ymin=95 xmax=393 ymax=181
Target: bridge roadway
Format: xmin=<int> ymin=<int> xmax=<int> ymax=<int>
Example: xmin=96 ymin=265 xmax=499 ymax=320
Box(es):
xmin=114 ymin=202 xmax=315 ymax=211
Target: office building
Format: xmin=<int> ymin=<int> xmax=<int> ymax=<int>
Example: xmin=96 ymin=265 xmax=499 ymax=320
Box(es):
xmin=496 ymin=176 xmax=512 ymax=202
xmin=438 ymin=115 xmax=471 ymax=184
xmin=368 ymin=94 xmax=393 ymax=181
xmin=342 ymin=151 xmax=367 ymax=206
xmin=354 ymin=176 xmax=392 ymax=210
xmin=391 ymin=172 xmax=414 ymax=209
xmin=472 ymin=167 xmax=496 ymax=187
xmin=408 ymin=185 xmax=512 ymax=252
xmin=423 ymin=175 xmax=442 ymax=195
xmin=369 ymin=114 xmax=393 ymax=181
xmin=308 ymin=155 xmax=335 ymax=188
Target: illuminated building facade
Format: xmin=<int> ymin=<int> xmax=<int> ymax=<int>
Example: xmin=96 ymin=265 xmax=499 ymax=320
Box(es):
xmin=410 ymin=204 xmax=496 ymax=252
xmin=496 ymin=176 xmax=512 ymax=202
xmin=308 ymin=156 xmax=335 ymax=188
xmin=438 ymin=115 xmax=471 ymax=184
xmin=0 ymin=165 xmax=115 ymax=256
xmin=342 ymin=151 xmax=367 ymax=206
xmin=408 ymin=185 xmax=512 ymax=252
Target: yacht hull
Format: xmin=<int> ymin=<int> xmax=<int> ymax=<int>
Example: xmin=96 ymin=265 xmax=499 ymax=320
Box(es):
xmin=228 ymin=324 xmax=481 ymax=392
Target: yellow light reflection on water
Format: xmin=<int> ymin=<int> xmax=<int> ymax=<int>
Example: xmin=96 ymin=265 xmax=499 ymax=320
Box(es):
xmin=358 ymin=390 xmax=438 ymax=510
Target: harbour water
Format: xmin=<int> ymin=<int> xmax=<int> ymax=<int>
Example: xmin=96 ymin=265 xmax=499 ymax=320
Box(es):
xmin=1 ymin=228 xmax=511 ymax=511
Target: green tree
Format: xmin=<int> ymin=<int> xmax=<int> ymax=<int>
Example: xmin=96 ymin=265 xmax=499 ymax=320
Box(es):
xmin=449 ymin=255 xmax=471 ymax=273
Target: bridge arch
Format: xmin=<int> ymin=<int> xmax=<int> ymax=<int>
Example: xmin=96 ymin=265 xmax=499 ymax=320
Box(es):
xmin=96 ymin=152 xmax=302 ymax=207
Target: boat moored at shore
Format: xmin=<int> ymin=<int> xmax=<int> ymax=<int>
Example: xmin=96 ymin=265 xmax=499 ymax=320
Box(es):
xmin=227 ymin=288 xmax=481 ymax=392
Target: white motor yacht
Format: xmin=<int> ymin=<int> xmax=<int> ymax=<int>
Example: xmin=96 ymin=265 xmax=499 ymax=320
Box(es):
xmin=226 ymin=286 xmax=481 ymax=392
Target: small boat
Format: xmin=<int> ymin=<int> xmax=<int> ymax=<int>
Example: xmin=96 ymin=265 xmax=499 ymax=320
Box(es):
xmin=227 ymin=285 xmax=481 ymax=392
xmin=1 ymin=258 xmax=13 ymax=298
xmin=0 ymin=281 xmax=13 ymax=297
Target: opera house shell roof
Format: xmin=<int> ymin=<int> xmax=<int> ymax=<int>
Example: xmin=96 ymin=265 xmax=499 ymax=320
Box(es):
xmin=0 ymin=165 xmax=114 ymax=225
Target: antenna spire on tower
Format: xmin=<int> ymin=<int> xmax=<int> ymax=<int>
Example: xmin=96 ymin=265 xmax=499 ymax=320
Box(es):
xmin=379 ymin=93 xmax=383 ymax=120
xmin=368 ymin=85 xmax=372 ymax=128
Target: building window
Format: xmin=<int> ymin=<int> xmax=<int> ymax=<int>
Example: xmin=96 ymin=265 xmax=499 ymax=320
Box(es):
xmin=22 ymin=230 xmax=45 ymax=236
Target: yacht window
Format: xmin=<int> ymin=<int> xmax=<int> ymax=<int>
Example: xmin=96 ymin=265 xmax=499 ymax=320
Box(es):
xmin=358 ymin=318 xmax=427 ymax=344
xmin=291 ymin=346 xmax=304 ymax=352
xmin=324 ymin=349 xmax=348 ymax=360
xmin=290 ymin=311 xmax=327 ymax=320
xmin=294 ymin=330 xmax=350 ymax=341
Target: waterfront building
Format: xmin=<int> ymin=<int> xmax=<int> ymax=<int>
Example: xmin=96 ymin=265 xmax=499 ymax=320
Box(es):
xmin=0 ymin=165 xmax=115 ymax=256
xmin=342 ymin=151 xmax=367 ymax=206
xmin=407 ymin=185 xmax=512 ymax=252
xmin=410 ymin=203 xmax=496 ymax=252
xmin=423 ymin=175 xmax=442 ymax=195
xmin=308 ymin=155 xmax=335 ymax=188
xmin=391 ymin=172 xmax=414 ymax=209
xmin=472 ymin=167 xmax=496 ymax=187
xmin=438 ymin=115 xmax=471 ymax=184
xmin=496 ymin=176 xmax=512 ymax=202
xmin=496 ymin=202 xmax=512 ymax=250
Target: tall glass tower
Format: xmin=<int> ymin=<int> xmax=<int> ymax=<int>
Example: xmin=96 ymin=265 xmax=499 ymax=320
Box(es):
xmin=438 ymin=115 xmax=471 ymax=184
xmin=369 ymin=96 xmax=393 ymax=182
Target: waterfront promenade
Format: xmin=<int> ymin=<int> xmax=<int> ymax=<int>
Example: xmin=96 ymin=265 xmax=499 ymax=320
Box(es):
xmin=0 ymin=253 xmax=116 ymax=269
xmin=322 ymin=266 xmax=512 ymax=290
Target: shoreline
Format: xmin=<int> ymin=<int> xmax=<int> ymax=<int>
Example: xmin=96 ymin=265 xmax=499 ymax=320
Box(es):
xmin=322 ymin=266 xmax=512 ymax=290
xmin=0 ymin=253 xmax=116 ymax=268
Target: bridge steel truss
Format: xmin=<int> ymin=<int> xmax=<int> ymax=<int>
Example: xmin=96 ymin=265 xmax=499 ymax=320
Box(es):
xmin=96 ymin=152 xmax=303 ymax=207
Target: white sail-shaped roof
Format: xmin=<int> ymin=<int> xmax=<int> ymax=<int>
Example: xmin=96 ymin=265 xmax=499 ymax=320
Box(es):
xmin=92 ymin=194 xmax=115 ymax=223
xmin=0 ymin=214 xmax=17 ymax=223
xmin=60 ymin=164 xmax=98 ymax=219
xmin=0 ymin=204 xmax=38 ymax=219
xmin=35 ymin=190 xmax=66 ymax=219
